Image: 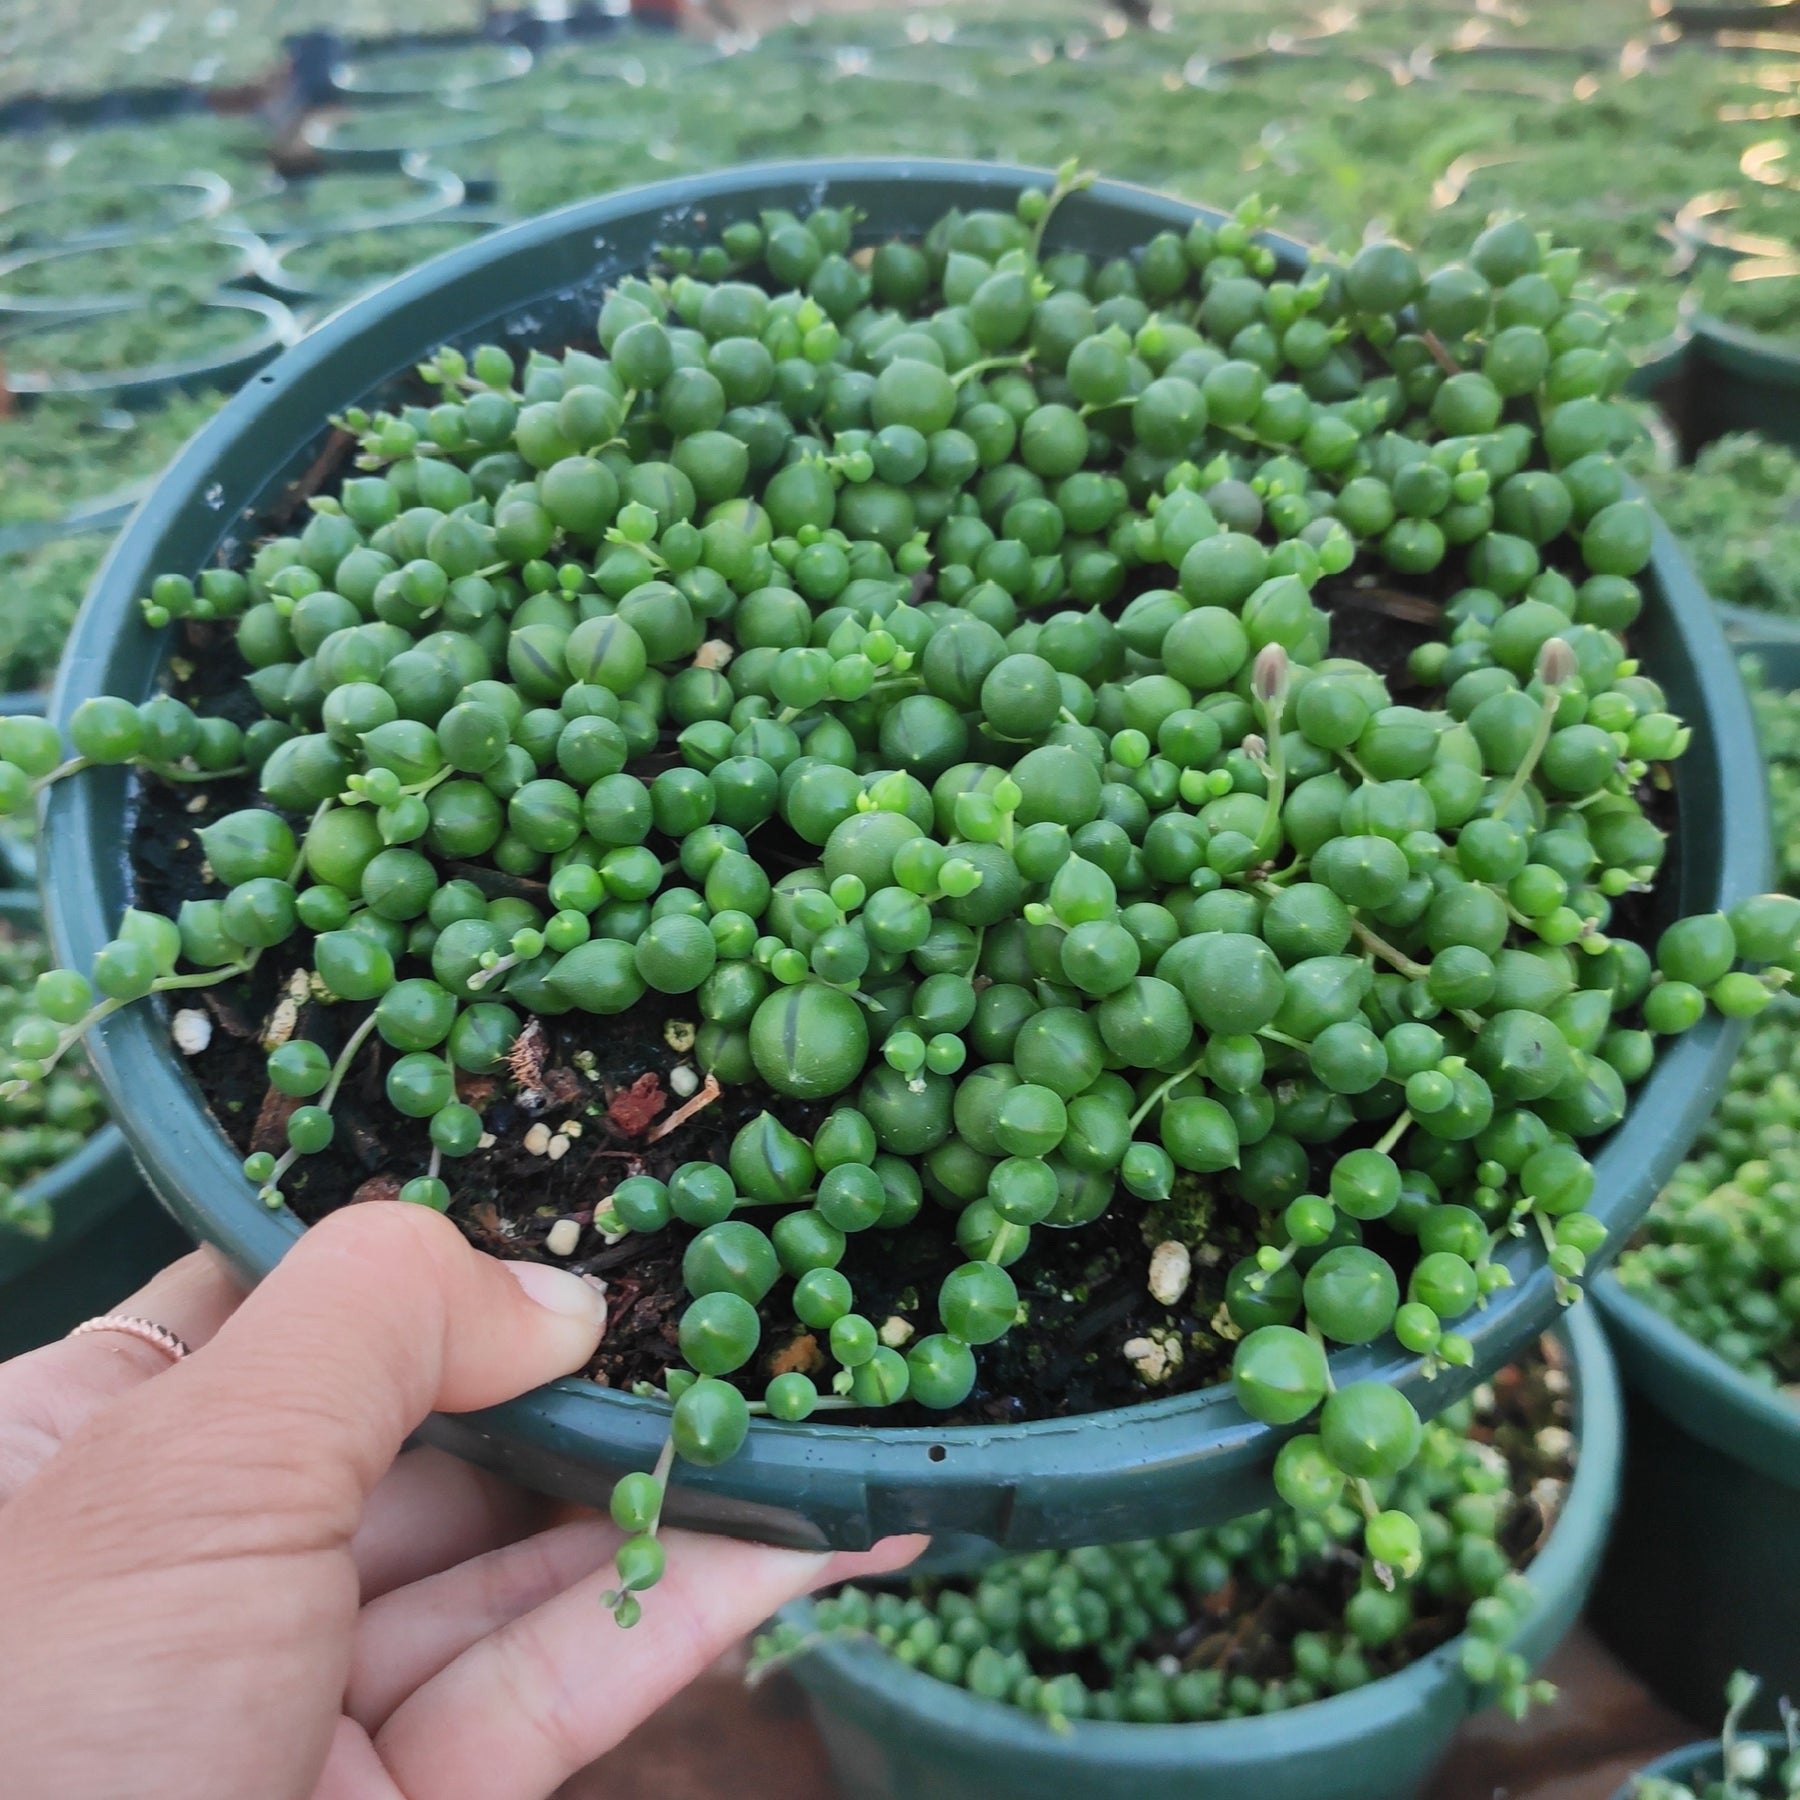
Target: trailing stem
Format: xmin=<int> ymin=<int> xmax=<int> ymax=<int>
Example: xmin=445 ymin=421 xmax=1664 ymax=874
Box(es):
xmin=256 ymin=1011 xmax=378 ymax=1205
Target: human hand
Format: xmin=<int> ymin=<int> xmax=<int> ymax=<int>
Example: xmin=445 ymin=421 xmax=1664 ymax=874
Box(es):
xmin=0 ymin=1202 xmax=922 ymax=1799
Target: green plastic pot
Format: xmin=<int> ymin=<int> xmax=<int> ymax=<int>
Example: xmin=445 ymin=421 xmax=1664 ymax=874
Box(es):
xmin=1585 ymin=630 xmax=1800 ymax=1726
xmin=40 ymin=160 xmax=1770 ymax=1552
xmin=1636 ymin=307 xmax=1800 ymax=458
xmin=1608 ymin=1735 xmax=1790 ymax=1800
xmin=1739 ymin=637 xmax=1800 ymax=693
xmin=1716 ymin=604 xmax=1800 ymax=645
xmin=1590 ymin=1274 xmax=1800 ymax=1727
xmin=1666 ymin=0 xmax=1800 ymax=30
xmin=0 ymin=292 xmax=300 ymax=405
xmin=785 ymin=1307 xmax=1621 ymax=1800
xmin=1624 ymin=329 xmax=1693 ymax=405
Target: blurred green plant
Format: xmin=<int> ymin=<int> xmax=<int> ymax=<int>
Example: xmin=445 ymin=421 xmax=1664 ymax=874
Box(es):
xmin=0 ymin=915 xmax=107 ymax=1239
xmin=1639 ymin=436 xmax=1800 ymax=619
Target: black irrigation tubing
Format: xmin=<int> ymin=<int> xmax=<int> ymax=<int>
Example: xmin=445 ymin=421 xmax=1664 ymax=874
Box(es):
xmin=0 ymin=1 xmax=662 ymax=136
xmin=0 ymin=0 xmax=953 ymax=145
xmin=1425 ymin=41 xmax=1619 ymax=68
xmin=0 ymin=81 xmax=221 ymax=140
xmin=309 ymin=5 xmax=682 ymax=104
xmin=0 ymin=1 xmax=1128 ymax=156
xmin=1666 ymin=0 xmax=1800 ymax=29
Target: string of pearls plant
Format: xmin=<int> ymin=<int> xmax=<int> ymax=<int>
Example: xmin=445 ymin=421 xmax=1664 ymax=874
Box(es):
xmin=756 ymin=1373 xmax=1569 ymax=1727
xmin=1636 ymin=1673 xmax=1800 ymax=1800
xmin=3 ymin=167 xmax=1796 ymax=1624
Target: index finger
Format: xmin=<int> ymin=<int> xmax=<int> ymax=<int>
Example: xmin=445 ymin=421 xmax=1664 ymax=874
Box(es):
xmin=374 ymin=1529 xmax=926 ymax=1800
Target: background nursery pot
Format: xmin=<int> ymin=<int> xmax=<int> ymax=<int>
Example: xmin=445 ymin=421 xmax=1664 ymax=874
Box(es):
xmin=0 ymin=889 xmax=181 ymax=1360
xmin=783 ymin=1307 xmax=1622 ymax=1800
xmin=1634 ymin=313 xmax=1800 ymax=459
xmin=1588 ymin=626 xmax=1800 ymax=1727
xmin=1589 ymin=1269 xmax=1800 ymax=1727
xmin=0 ymin=1123 xmax=181 ymax=1361
xmin=1606 ymin=1734 xmax=1793 ymax=1800
xmin=42 ymin=160 xmax=1770 ymax=1552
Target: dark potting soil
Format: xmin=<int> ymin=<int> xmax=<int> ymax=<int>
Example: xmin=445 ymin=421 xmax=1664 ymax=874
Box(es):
xmin=137 ymin=628 xmax=1274 ymax=1421
xmin=911 ymin=1334 xmax=1579 ymax=1689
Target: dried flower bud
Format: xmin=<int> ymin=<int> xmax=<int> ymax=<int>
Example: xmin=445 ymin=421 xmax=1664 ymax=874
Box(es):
xmin=1252 ymin=642 xmax=1291 ymax=708
xmin=1537 ymin=636 xmax=1578 ymax=691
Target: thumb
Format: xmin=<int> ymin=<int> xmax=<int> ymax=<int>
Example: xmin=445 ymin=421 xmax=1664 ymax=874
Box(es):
xmin=0 ymin=1204 xmax=610 ymax=1800
xmin=11 ymin=1201 xmax=607 ymax=1565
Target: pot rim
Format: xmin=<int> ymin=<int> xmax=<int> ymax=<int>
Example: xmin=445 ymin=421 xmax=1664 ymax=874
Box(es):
xmin=39 ymin=158 xmax=1768 ymax=1543
xmin=1682 ymin=295 xmax=1800 ymax=371
xmin=785 ymin=1304 xmax=1622 ymax=1757
xmin=1593 ymin=1270 xmax=1800 ymax=1484
xmin=1718 ymin=609 xmax=1800 ymax=645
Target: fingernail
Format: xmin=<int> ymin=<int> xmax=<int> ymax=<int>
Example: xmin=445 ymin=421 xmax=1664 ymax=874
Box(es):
xmin=504 ymin=1260 xmax=610 ymax=1328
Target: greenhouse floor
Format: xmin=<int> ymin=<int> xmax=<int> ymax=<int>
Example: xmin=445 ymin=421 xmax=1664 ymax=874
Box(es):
xmin=553 ymin=1625 xmax=1699 ymax=1799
